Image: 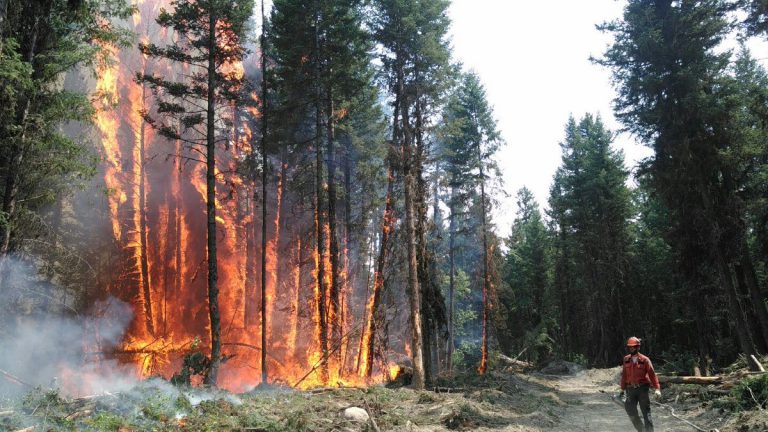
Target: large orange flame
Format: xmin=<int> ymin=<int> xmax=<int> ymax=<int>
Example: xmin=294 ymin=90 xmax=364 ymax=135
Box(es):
xmin=89 ymin=0 xmax=398 ymax=393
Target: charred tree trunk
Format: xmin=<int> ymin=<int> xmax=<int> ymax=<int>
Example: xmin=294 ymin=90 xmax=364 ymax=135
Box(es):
xmin=326 ymin=94 xmax=342 ymax=361
xmin=414 ymin=96 xmax=434 ymax=384
xmin=478 ymin=163 xmax=490 ymax=375
xmin=138 ymin=74 xmax=154 ymax=337
xmin=259 ymin=0 xmax=269 ymax=385
xmin=203 ymin=8 xmax=221 ymax=386
xmin=414 ymin=95 xmax=444 ymax=383
xmin=174 ymin=142 xmax=183 ymax=335
xmin=344 ymin=135 xmax=353 ymax=292
xmin=359 ymin=93 xmax=399 ymax=378
xmin=402 ymin=96 xmax=425 ymax=389
xmin=447 ymin=194 xmax=456 ymax=372
xmin=314 ymin=4 xmax=329 ymax=382
xmin=290 ymin=230 xmax=302 ymax=358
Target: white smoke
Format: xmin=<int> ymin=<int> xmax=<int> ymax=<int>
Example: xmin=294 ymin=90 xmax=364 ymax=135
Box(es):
xmin=0 ymin=258 xmax=140 ymax=398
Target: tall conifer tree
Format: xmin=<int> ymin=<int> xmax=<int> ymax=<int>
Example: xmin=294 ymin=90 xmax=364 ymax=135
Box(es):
xmin=598 ymin=0 xmax=768 ymax=362
xmin=137 ymin=0 xmax=252 ymax=385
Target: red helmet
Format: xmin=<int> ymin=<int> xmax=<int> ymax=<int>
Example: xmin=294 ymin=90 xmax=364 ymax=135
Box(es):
xmin=626 ymin=337 xmax=641 ymax=347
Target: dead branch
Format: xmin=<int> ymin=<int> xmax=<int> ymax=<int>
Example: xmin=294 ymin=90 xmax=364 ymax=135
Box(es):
xmin=658 ymin=376 xmax=723 ymax=385
xmin=0 ymin=368 xmax=32 ymax=388
xmin=221 ymin=342 xmax=285 ymax=367
xmin=431 ymin=386 xmax=464 ymax=393
xmin=513 ymin=346 xmax=528 ymax=361
xmin=293 ymin=324 xmax=364 ymax=388
xmin=307 ymin=386 xmax=366 ymax=394
xmin=363 ymin=399 xmax=381 ymax=432
xmin=749 ymin=355 xmax=765 ymax=373
xmin=747 ymin=386 xmax=765 ymax=412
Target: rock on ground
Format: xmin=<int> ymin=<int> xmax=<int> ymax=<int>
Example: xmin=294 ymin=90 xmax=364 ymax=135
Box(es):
xmin=342 ymin=406 xmax=370 ymax=423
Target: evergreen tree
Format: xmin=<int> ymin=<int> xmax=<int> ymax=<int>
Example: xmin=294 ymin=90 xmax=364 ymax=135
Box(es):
xmin=440 ymin=71 xmax=502 ymax=373
xmin=548 ymin=115 xmax=632 ymax=365
xmin=598 ymin=0 xmax=768 ymax=364
xmin=371 ymin=0 xmax=452 ymax=388
xmin=137 ymin=0 xmax=253 ymax=386
xmin=499 ymin=187 xmax=554 ymax=365
xmin=270 ymin=0 xmax=376 ymax=382
xmin=0 ymin=0 xmax=132 ymax=280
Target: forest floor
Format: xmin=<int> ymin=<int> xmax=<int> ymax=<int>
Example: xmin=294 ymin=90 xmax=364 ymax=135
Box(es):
xmin=1 ymin=362 xmax=767 ymax=431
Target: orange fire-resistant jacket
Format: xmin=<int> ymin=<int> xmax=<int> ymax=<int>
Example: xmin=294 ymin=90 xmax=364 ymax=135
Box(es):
xmin=620 ymin=353 xmax=661 ymax=390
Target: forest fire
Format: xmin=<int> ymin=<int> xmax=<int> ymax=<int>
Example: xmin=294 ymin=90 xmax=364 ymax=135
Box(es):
xmin=89 ymin=0 xmax=395 ymax=392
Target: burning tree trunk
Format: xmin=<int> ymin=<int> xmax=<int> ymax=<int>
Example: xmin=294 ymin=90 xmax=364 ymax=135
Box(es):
xmin=204 ymin=8 xmax=222 ymax=386
xmin=478 ymin=160 xmax=490 ymax=375
xmin=138 ymin=67 xmax=154 ymax=337
xmin=326 ymin=94 xmax=342 ymax=362
xmin=413 ymin=93 xmax=445 ymax=384
xmin=136 ymin=0 xmax=251 ymax=386
xmin=401 ymin=94 xmax=425 ymax=390
xmin=343 ymin=135 xmax=353 ymax=305
xmin=314 ymin=122 xmax=330 ymax=383
xmin=359 ymin=92 xmax=400 ymax=378
xmin=289 ymin=229 xmax=302 ymax=359
xmin=259 ymin=0 xmax=269 ymax=385
xmin=314 ymin=6 xmax=329 ymax=380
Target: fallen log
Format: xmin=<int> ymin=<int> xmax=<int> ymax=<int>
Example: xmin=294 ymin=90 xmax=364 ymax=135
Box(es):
xmin=307 ymin=386 xmax=367 ymax=394
xmin=498 ymin=354 xmax=532 ymax=369
xmin=0 ymin=410 xmax=14 ymax=417
xmin=658 ymin=375 xmax=722 ymax=385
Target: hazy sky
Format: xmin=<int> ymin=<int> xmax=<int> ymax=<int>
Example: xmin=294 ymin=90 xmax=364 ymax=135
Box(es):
xmin=448 ymin=0 xmax=652 ymax=238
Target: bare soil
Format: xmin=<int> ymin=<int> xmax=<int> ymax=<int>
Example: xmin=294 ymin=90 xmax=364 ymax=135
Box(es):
xmin=540 ymin=368 xmax=704 ymax=432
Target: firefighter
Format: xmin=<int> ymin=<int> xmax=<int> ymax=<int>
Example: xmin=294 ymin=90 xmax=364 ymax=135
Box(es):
xmin=619 ymin=336 xmax=661 ymax=432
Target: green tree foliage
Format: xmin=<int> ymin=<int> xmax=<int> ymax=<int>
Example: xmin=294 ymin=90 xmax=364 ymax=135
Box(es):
xmin=439 ymin=71 xmax=502 ymax=373
xmin=0 ymin=0 xmax=132 ymax=275
xmin=598 ymin=0 xmax=768 ymax=366
xmin=137 ymin=0 xmax=253 ymax=386
xmin=498 ymin=187 xmax=554 ymax=365
xmin=548 ymin=115 xmax=632 ymax=366
xmin=269 ymin=0 xmax=379 ymax=383
xmin=371 ymin=0 xmax=453 ymax=387
xmin=729 ymin=48 xmax=768 ymax=291
xmin=743 ymin=0 xmax=768 ymax=35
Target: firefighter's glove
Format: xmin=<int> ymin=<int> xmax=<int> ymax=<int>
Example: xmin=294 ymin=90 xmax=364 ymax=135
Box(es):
xmin=618 ymin=390 xmax=625 ymax=400
xmin=653 ymin=389 xmax=662 ymax=401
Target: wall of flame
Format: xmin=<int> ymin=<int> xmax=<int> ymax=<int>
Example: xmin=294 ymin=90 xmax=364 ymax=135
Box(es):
xmin=90 ymin=0 xmax=405 ymax=391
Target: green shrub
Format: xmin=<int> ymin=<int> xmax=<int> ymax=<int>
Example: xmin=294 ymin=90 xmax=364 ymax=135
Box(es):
xmin=84 ymin=412 xmax=127 ymax=431
xmin=453 ymin=341 xmax=482 ymax=372
xmin=565 ymin=353 xmax=588 ymax=367
xmin=732 ymin=374 xmax=768 ymax=410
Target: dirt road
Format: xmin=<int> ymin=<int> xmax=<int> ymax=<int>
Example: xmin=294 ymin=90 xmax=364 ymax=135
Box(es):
xmin=539 ymin=368 xmax=707 ymax=432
